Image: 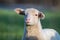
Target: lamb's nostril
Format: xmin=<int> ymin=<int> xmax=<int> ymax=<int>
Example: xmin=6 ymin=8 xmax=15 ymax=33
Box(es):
xmin=26 ymin=19 xmax=30 ymax=21
xmin=26 ymin=19 xmax=30 ymax=22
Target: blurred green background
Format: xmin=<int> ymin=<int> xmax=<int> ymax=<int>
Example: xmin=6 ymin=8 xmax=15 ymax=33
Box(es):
xmin=0 ymin=0 xmax=60 ymax=40
xmin=0 ymin=9 xmax=60 ymax=40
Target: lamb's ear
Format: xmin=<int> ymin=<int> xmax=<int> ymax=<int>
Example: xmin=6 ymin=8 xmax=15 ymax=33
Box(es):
xmin=14 ymin=8 xmax=25 ymax=15
xmin=38 ymin=12 xmax=45 ymax=19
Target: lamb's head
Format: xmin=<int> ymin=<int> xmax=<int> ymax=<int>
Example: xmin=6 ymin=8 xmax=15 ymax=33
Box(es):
xmin=14 ymin=8 xmax=45 ymax=26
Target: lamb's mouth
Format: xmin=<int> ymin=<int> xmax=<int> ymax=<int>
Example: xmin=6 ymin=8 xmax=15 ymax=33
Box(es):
xmin=26 ymin=22 xmax=30 ymax=23
xmin=26 ymin=23 xmax=34 ymax=26
xmin=26 ymin=23 xmax=32 ymax=26
xmin=26 ymin=24 xmax=32 ymax=26
xmin=25 ymin=21 xmax=30 ymax=24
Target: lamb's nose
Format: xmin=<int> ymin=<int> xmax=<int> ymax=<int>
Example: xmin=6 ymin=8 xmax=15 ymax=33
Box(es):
xmin=26 ymin=19 xmax=30 ymax=21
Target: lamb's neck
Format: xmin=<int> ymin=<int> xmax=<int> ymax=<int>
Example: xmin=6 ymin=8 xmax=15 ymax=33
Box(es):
xmin=24 ymin=20 xmax=44 ymax=40
xmin=38 ymin=20 xmax=43 ymax=31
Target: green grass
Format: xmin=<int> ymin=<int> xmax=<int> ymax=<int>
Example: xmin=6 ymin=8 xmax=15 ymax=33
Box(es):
xmin=0 ymin=9 xmax=60 ymax=40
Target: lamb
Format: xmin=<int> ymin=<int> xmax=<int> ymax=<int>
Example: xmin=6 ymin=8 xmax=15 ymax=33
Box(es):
xmin=14 ymin=8 xmax=60 ymax=40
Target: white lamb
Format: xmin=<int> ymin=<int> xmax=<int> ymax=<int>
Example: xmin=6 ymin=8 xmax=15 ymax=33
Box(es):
xmin=14 ymin=8 xmax=60 ymax=40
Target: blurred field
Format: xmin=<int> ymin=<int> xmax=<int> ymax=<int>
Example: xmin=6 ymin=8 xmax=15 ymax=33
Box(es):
xmin=0 ymin=9 xmax=60 ymax=40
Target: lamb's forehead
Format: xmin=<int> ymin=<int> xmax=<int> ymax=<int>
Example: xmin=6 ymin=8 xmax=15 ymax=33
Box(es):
xmin=25 ymin=8 xmax=39 ymax=15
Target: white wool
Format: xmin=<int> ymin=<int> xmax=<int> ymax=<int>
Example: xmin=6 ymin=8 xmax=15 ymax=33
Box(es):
xmin=38 ymin=18 xmax=60 ymax=40
xmin=25 ymin=8 xmax=39 ymax=15
xmin=42 ymin=29 xmax=60 ymax=40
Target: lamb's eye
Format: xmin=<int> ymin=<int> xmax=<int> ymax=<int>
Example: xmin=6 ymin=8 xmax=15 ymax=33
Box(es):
xmin=35 ymin=14 xmax=38 ymax=16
